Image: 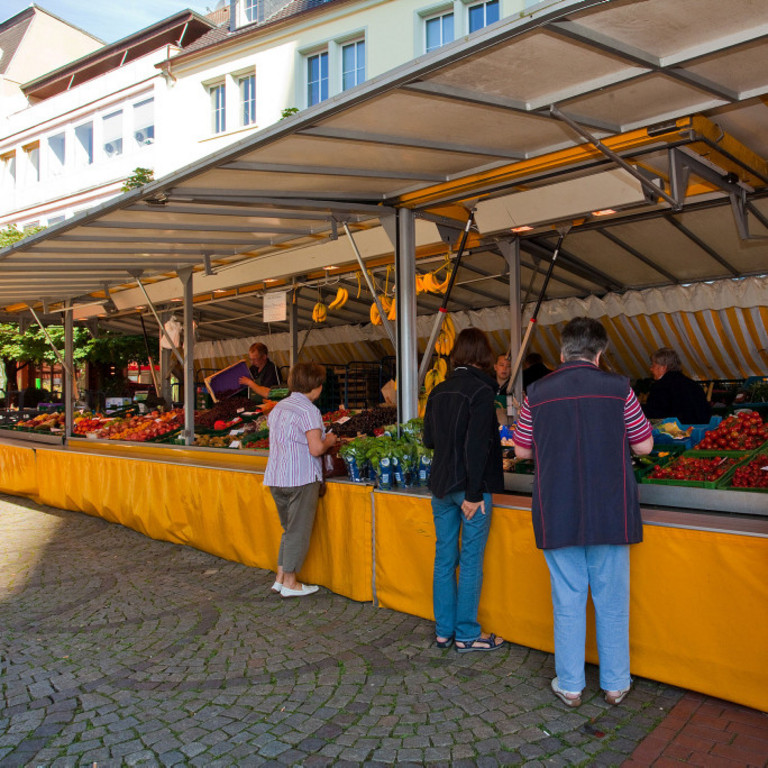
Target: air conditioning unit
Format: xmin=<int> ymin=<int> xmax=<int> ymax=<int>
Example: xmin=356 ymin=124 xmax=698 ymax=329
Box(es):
xmin=104 ymin=142 xmax=117 ymax=157
xmin=134 ymin=130 xmax=151 ymax=145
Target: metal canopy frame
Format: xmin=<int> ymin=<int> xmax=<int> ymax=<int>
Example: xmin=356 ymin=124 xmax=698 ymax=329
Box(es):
xmin=0 ymin=0 xmax=766 ymax=346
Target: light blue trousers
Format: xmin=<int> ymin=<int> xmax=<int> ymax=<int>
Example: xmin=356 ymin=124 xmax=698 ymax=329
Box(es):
xmin=543 ymin=544 xmax=631 ymax=692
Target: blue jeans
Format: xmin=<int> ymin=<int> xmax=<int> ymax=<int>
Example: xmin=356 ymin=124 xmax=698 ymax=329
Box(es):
xmin=432 ymin=491 xmax=493 ymax=643
xmin=543 ymin=544 xmax=631 ymax=692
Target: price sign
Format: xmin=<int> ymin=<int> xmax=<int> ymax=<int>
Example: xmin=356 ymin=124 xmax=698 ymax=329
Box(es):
xmin=263 ymin=291 xmax=287 ymax=322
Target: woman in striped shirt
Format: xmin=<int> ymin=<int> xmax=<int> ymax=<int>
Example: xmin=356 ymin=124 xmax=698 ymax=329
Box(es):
xmin=264 ymin=363 xmax=338 ymax=598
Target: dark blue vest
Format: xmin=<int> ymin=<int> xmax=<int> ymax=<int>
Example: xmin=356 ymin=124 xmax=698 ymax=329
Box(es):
xmin=526 ymin=361 xmax=642 ymax=550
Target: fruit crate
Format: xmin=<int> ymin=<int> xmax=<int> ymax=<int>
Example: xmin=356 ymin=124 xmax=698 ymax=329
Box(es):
xmin=719 ymin=451 xmax=768 ymax=493
xmin=652 ymin=416 xmax=721 ymax=449
xmin=642 ymin=450 xmax=744 ymax=489
xmin=632 ymin=445 xmax=685 ymax=482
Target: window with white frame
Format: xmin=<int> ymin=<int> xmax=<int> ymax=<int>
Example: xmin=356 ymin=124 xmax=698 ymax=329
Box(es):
xmin=74 ymin=122 xmax=93 ymax=165
xmin=244 ymin=0 xmax=260 ymax=22
xmin=425 ymin=9 xmax=454 ymax=52
xmin=133 ymin=98 xmax=155 ymax=146
xmin=307 ymin=51 xmax=329 ymax=106
xmin=0 ymin=151 xmax=15 ymax=190
xmin=103 ymin=110 xmax=123 ymax=158
xmin=240 ymin=74 xmax=256 ymax=126
xmin=210 ymin=83 xmax=226 ymax=133
xmin=23 ymin=143 xmax=39 ymax=183
xmin=468 ymin=0 xmax=499 ymax=32
xmin=48 ymin=133 xmax=66 ymax=176
xmin=341 ymin=39 xmax=365 ymax=91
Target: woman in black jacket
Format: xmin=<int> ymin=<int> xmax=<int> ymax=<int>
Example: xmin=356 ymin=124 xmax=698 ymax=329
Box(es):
xmin=423 ymin=327 xmax=505 ymax=652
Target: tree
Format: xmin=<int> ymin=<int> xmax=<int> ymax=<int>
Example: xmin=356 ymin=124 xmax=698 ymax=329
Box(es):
xmin=1 ymin=224 xmax=46 ymax=248
xmin=121 ymin=167 xmax=155 ymax=192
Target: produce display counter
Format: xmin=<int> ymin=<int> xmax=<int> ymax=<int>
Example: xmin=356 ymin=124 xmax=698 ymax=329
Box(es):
xmin=1 ymin=436 xmax=765 ymax=711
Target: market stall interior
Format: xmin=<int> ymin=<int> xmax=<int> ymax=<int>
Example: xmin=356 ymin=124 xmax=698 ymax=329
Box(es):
xmin=1 ymin=0 xmax=768 ymax=711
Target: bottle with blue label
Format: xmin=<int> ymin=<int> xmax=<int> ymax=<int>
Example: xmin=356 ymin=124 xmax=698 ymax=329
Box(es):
xmin=378 ymin=456 xmax=393 ymax=489
xmin=418 ymin=455 xmax=431 ymax=485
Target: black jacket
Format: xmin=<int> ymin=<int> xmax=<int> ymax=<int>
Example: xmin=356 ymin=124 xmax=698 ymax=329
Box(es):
xmin=423 ymin=366 xmax=504 ymax=502
xmin=644 ymin=370 xmax=710 ymax=424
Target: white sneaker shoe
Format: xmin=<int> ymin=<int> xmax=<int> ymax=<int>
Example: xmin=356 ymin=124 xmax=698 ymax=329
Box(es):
xmin=270 ymin=580 xmax=283 ymax=594
xmin=281 ymin=584 xmax=319 ymax=598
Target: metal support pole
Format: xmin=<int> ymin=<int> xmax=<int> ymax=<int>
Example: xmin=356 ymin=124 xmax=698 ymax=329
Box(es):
xmin=550 ymin=105 xmax=682 ymax=211
xmin=130 ymin=273 xmax=185 ymax=368
xmin=64 ymin=299 xmax=74 ymax=441
xmin=417 ymin=212 xmax=475 ymax=386
xmin=498 ymin=239 xmax=522 ymax=417
xmin=342 ymin=222 xmax=397 ymax=349
xmin=395 ymin=209 xmax=418 ymax=423
xmin=27 ymin=305 xmax=77 ymax=385
xmin=178 ymin=267 xmax=195 ymax=446
xmin=289 ymin=281 xmax=300 ymax=367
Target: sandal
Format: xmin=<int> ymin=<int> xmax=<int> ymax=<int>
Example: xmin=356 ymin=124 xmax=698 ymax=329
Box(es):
xmin=604 ymin=684 xmax=631 ymax=706
xmin=455 ymin=633 xmax=505 ymax=653
xmin=434 ymin=636 xmax=454 ymax=649
xmin=551 ymin=677 xmax=582 ymax=707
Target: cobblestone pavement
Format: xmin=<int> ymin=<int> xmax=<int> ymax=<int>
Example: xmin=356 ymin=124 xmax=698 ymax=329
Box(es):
xmin=0 ymin=493 xmax=686 ymax=767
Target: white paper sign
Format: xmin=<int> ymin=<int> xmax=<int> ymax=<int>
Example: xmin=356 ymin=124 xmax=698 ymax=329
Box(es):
xmin=263 ymin=291 xmax=287 ymax=322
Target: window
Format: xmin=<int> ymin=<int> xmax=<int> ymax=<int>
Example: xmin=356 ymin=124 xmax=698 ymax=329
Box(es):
xmin=133 ymin=98 xmax=155 ymax=146
xmin=1 ymin=151 xmax=16 ymax=190
xmin=240 ymin=75 xmax=256 ymax=126
xmin=74 ymin=123 xmax=93 ymax=165
xmin=23 ymin=143 xmax=39 ymax=183
xmin=48 ymin=133 xmax=66 ymax=176
xmin=341 ymin=40 xmax=365 ymax=91
xmin=425 ymin=11 xmax=454 ymax=52
xmin=244 ymin=0 xmax=260 ymax=22
xmin=103 ymin=110 xmax=123 ymax=158
xmin=468 ymin=0 xmax=499 ymax=32
xmin=210 ymin=83 xmax=226 ymax=133
xmin=307 ymin=51 xmax=329 ymax=106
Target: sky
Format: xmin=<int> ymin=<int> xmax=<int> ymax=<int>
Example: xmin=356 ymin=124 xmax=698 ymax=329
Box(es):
xmin=3 ymin=0 xmax=219 ymax=43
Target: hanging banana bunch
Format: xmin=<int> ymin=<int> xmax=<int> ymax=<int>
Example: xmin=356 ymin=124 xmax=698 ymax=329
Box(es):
xmin=312 ymin=287 xmax=327 ymax=323
xmin=434 ymin=312 xmax=456 ymax=355
xmin=328 ymin=285 xmax=349 ymax=311
xmin=370 ymin=294 xmax=392 ymax=326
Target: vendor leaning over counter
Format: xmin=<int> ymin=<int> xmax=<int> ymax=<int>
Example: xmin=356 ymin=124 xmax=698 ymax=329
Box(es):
xmin=644 ymin=347 xmax=711 ymax=424
xmin=239 ymin=342 xmax=282 ymax=402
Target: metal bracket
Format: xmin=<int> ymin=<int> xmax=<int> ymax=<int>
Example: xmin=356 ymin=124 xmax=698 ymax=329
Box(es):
xmin=202 ymin=253 xmax=214 ymax=276
xmin=668 ymin=148 xmax=767 ymax=240
xmin=26 ymin=304 xmax=79 ymax=393
xmin=550 ymin=105 xmax=683 ymax=211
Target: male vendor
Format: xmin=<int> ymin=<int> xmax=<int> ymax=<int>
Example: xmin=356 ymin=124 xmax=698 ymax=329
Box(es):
xmin=239 ymin=342 xmax=281 ymax=401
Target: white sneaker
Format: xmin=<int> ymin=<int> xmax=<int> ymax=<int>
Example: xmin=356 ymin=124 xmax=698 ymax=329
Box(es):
xmin=281 ymin=584 xmax=319 ymax=598
xmin=270 ymin=580 xmax=283 ymax=594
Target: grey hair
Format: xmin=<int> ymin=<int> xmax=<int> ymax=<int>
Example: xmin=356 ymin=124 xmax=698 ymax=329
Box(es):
xmin=651 ymin=347 xmax=682 ymax=372
xmin=560 ymin=317 xmax=609 ymax=362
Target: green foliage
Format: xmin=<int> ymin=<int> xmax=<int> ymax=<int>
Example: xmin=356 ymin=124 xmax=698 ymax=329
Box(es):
xmin=121 ymin=167 xmax=155 ymax=192
xmin=86 ymin=333 xmax=158 ymax=368
xmin=280 ymin=107 xmax=300 ymax=119
xmin=1 ymin=224 xmax=47 ymax=248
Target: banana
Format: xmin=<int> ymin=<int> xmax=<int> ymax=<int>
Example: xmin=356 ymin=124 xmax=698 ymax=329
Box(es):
xmin=328 ymin=287 xmax=348 ymax=310
xmin=422 ymin=272 xmax=439 ymax=293
xmin=380 ymin=295 xmax=392 ymax=311
xmin=388 ymin=300 xmax=396 ymax=321
xmin=424 ymin=369 xmax=439 ymax=394
xmin=415 ymin=275 xmax=425 ymax=294
xmin=435 ymin=330 xmax=453 ymax=356
xmin=435 ymin=267 xmax=452 ymax=293
xmin=312 ymin=302 xmax=327 ymax=323
xmin=435 ymin=357 xmax=447 ymax=377
xmin=370 ymin=302 xmax=382 ymax=325
xmin=443 ymin=312 xmax=455 ymax=340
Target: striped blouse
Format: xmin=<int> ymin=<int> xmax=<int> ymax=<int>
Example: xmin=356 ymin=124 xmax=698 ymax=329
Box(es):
xmin=263 ymin=392 xmax=325 ymax=488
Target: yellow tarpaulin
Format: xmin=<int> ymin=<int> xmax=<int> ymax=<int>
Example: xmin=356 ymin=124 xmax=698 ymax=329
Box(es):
xmin=0 ymin=443 xmax=38 ymax=497
xmin=375 ymin=494 xmax=768 ymax=712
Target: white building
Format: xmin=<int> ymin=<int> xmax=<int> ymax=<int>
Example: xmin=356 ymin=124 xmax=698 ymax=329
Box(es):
xmin=0 ymin=0 xmax=540 ymax=230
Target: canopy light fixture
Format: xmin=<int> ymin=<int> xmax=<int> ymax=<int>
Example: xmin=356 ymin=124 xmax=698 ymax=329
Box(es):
xmin=264 ymin=278 xmax=278 ymax=283
xmin=592 ymin=208 xmax=617 ymax=216
xmin=213 ymin=288 xmax=227 ymax=294
xmin=511 ymin=225 xmax=534 ymax=233
xmin=323 ymin=265 xmax=338 ymax=270
xmin=170 ymin=297 xmax=183 ymax=302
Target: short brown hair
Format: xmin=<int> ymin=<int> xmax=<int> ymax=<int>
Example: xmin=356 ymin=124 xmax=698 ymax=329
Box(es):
xmin=249 ymin=342 xmax=268 ymax=356
xmin=451 ymin=327 xmax=494 ymax=374
xmin=651 ymin=347 xmax=682 ymax=372
xmin=288 ymin=362 xmax=326 ymax=393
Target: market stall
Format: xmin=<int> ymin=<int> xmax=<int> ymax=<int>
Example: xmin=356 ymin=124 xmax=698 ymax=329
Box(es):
xmin=2 ymin=0 xmax=768 ymax=716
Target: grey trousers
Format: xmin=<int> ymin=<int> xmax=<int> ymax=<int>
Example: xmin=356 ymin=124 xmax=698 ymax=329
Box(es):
xmin=269 ymin=482 xmax=321 ymax=573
